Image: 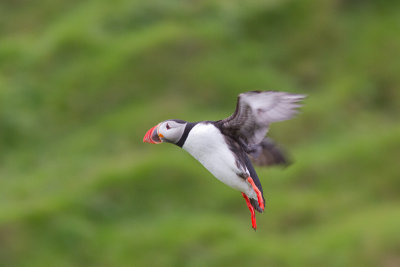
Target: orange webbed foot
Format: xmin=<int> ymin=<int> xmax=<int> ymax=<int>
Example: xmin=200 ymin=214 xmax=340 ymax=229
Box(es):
xmin=242 ymin=192 xmax=257 ymax=230
xmin=247 ymin=177 xmax=265 ymax=211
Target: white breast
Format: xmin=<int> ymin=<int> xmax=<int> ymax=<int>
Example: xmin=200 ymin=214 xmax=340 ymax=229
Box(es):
xmin=182 ymin=123 xmax=256 ymax=198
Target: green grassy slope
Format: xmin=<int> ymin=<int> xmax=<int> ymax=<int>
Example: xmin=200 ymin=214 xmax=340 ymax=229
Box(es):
xmin=1 ymin=0 xmax=400 ymax=266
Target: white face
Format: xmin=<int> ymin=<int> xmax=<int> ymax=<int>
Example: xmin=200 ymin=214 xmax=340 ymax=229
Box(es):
xmin=157 ymin=120 xmax=187 ymax=144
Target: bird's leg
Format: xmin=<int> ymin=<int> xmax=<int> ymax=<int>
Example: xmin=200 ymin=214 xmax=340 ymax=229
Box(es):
xmin=247 ymin=177 xmax=265 ymax=211
xmin=242 ymin=192 xmax=257 ymax=230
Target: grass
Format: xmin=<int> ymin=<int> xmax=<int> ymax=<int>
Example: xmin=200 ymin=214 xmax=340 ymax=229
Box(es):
xmin=1 ymin=0 xmax=400 ymax=266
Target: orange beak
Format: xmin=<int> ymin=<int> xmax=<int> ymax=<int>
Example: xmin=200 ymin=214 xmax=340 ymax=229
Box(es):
xmin=143 ymin=124 xmax=163 ymax=144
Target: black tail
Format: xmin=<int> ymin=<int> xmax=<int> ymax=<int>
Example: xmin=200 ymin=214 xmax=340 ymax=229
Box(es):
xmin=250 ymin=198 xmax=264 ymax=213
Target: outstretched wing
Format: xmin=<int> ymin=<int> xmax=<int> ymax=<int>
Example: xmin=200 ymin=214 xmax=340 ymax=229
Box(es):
xmin=247 ymin=137 xmax=290 ymax=167
xmin=218 ymin=91 xmax=306 ymax=146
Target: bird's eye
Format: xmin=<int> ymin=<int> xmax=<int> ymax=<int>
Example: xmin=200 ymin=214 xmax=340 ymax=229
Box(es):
xmin=166 ymin=123 xmax=170 ymax=130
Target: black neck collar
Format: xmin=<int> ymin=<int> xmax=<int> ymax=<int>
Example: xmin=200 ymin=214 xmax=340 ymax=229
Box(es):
xmin=176 ymin=122 xmax=197 ymax=148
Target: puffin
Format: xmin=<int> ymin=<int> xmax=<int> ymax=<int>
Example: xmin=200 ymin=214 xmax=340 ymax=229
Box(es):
xmin=143 ymin=91 xmax=305 ymax=230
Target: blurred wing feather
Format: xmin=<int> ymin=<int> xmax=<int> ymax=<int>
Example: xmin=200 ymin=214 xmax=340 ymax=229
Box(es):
xmin=219 ymin=91 xmax=305 ymax=146
xmin=247 ymin=138 xmax=290 ymax=167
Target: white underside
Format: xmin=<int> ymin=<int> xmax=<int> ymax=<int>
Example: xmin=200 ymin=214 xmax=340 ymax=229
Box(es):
xmin=182 ymin=123 xmax=257 ymax=200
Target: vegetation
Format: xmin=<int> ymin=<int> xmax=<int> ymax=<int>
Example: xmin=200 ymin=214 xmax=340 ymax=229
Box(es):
xmin=1 ymin=0 xmax=399 ymax=266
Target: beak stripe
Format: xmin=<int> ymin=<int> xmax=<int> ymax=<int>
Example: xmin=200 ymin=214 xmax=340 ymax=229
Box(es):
xmin=143 ymin=124 xmax=162 ymax=144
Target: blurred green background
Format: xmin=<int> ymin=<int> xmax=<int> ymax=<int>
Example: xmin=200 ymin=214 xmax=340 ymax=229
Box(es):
xmin=1 ymin=0 xmax=400 ymax=266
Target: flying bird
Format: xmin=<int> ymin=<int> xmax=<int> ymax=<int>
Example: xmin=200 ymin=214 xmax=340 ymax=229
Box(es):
xmin=143 ymin=91 xmax=305 ymax=230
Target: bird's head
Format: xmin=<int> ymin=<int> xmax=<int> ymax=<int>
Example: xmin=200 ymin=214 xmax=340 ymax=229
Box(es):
xmin=143 ymin=120 xmax=187 ymax=145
